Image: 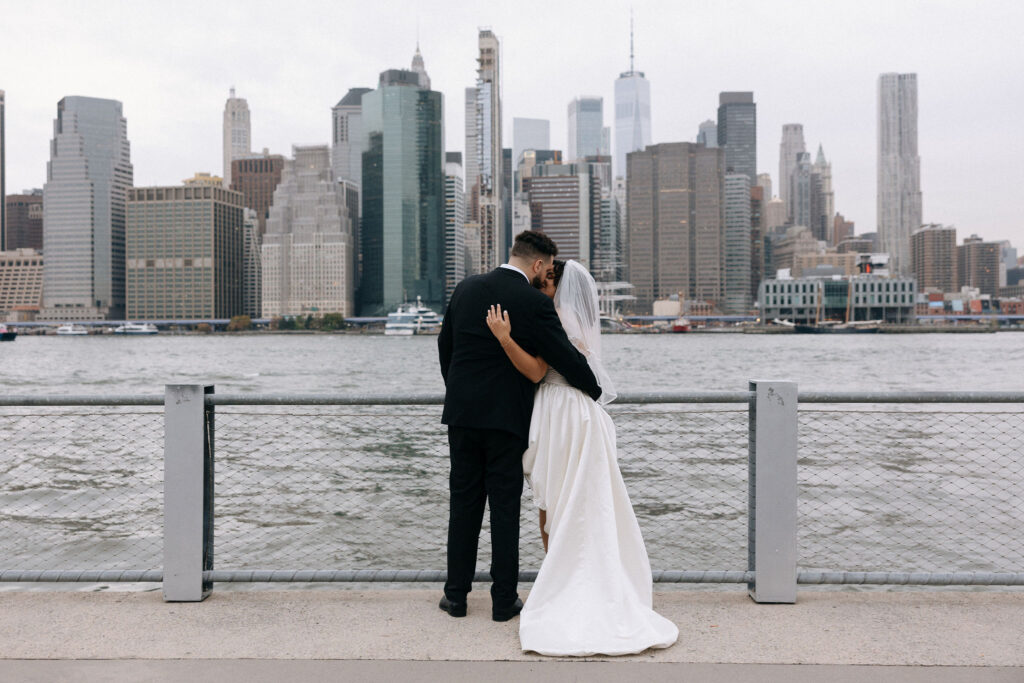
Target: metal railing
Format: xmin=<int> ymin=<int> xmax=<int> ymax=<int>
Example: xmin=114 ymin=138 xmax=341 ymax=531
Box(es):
xmin=1 ymin=383 xmax=1022 ymax=603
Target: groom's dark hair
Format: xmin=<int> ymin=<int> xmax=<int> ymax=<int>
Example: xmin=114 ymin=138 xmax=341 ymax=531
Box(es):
xmin=511 ymin=230 xmax=558 ymax=260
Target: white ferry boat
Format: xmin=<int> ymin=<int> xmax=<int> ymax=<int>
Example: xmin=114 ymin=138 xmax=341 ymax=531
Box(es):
xmin=384 ymin=297 xmax=443 ymax=336
xmin=113 ymin=322 xmax=158 ymax=335
xmin=55 ymin=324 xmax=89 ymax=336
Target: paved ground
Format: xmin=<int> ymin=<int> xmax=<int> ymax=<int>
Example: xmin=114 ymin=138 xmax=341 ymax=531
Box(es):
xmin=2 ymin=589 xmax=1021 ymax=680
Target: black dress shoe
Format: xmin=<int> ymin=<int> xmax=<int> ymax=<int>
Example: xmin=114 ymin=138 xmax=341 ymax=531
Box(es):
xmin=492 ymin=597 xmax=523 ymax=622
xmin=439 ymin=595 xmax=467 ymax=617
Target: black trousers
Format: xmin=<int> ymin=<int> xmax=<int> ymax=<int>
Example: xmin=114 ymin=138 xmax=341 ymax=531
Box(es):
xmin=444 ymin=426 xmax=525 ymax=608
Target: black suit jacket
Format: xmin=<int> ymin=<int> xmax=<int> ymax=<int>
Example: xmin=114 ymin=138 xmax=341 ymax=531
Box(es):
xmin=439 ymin=267 xmax=602 ymax=441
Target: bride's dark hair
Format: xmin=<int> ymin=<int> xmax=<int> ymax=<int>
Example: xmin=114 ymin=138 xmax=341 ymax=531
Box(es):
xmin=551 ymin=259 xmax=567 ymax=288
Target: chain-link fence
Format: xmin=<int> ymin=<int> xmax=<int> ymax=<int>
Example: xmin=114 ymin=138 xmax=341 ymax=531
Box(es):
xmin=2 ymin=394 xmax=1022 ymax=585
xmin=212 ymin=405 xmax=748 ymax=573
xmin=0 ymin=407 xmax=163 ymax=572
xmin=799 ymin=407 xmax=1024 ymax=574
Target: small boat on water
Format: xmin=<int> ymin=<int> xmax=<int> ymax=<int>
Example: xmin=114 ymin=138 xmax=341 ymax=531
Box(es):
xmin=670 ymin=317 xmax=691 ymax=333
xmin=0 ymin=324 xmax=16 ymax=342
xmin=56 ymin=324 xmax=89 ymax=336
xmin=384 ymin=297 xmax=443 ymax=336
xmin=794 ymin=320 xmax=882 ymax=334
xmin=113 ymin=322 xmax=158 ymax=335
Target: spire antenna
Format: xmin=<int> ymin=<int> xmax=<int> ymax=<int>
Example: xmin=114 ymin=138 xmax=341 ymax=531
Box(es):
xmin=629 ymin=9 xmax=635 ymax=73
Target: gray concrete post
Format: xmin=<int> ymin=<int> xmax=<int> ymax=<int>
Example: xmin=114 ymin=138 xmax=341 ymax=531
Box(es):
xmin=747 ymin=379 xmax=798 ymax=603
xmin=163 ymin=385 xmax=214 ymax=602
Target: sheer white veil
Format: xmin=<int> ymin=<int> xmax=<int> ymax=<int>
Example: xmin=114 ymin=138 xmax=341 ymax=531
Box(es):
xmin=553 ymin=260 xmax=617 ymax=405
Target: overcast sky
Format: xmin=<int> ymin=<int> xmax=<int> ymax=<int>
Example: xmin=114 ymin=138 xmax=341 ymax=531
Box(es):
xmin=2 ymin=0 xmax=1022 ymax=249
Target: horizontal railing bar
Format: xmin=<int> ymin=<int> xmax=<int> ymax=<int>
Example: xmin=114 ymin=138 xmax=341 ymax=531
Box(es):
xmin=1 ymin=391 xmax=1021 ymax=408
xmin=0 ymin=395 xmax=164 ymax=407
xmin=797 ymin=571 xmax=1024 ymax=585
xmin=0 ymin=570 xmax=163 ymax=582
xmin=798 ymin=391 xmax=1024 ymax=404
xmin=6 ymin=569 xmax=1022 ymax=585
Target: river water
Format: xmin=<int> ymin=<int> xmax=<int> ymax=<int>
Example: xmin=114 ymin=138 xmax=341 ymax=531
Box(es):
xmin=1 ymin=332 xmax=1021 ymax=591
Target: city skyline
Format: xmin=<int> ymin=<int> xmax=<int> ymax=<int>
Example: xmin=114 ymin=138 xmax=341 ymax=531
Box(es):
xmin=1 ymin=1 xmax=1022 ymax=249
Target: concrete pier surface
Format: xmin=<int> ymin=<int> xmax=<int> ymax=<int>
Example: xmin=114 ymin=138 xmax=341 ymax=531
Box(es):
xmin=2 ymin=589 xmax=1022 ymax=681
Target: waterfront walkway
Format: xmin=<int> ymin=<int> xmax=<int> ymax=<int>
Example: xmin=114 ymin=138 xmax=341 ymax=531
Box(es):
xmin=2 ymin=589 xmax=1022 ymax=681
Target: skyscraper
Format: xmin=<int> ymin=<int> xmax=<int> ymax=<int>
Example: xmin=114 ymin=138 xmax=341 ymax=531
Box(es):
xmin=791 ymin=152 xmax=812 ymax=229
xmin=878 ymin=72 xmax=922 ymax=276
xmin=697 ymin=120 xmax=718 ymax=148
xmin=360 ymin=67 xmax=444 ymax=314
xmin=756 ymin=173 xmax=772 ymax=201
xmin=779 ymin=124 xmax=805 ymax=222
xmin=464 ymin=30 xmax=503 ymax=271
xmin=813 ymin=145 xmax=834 ymax=243
xmin=568 ymin=97 xmax=604 ymax=162
xmin=613 ymin=21 xmax=651 ymax=179
xmin=911 ymin=224 xmax=957 ymax=293
xmin=957 ymin=234 xmax=1000 ymax=296
xmin=231 ymin=151 xmax=285 ymax=236
xmin=512 ymin=118 xmax=550 ymax=166
xmin=40 ymin=96 xmax=133 ymax=321
xmin=222 ymin=88 xmax=251 ymax=189
xmin=331 ymin=87 xmax=372 ymax=187
xmin=126 ymin=183 xmax=244 ymax=320
xmin=717 ymin=92 xmax=756 ymax=182
xmin=5 ymin=190 xmax=43 ymax=251
xmin=262 ymin=145 xmax=354 ymax=317
xmin=723 ymin=173 xmax=752 ymax=313
xmin=0 ymin=90 xmax=5 ymax=250
xmin=522 ymin=164 xmax=599 ymax=267
xmin=444 ymin=154 xmax=466 ymax=307
xmin=627 ymin=142 xmax=724 ymax=311
xmin=241 ymin=208 xmax=261 ymax=318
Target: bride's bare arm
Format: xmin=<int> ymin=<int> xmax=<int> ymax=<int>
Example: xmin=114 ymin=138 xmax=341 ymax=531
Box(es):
xmin=486 ymin=304 xmax=549 ymax=383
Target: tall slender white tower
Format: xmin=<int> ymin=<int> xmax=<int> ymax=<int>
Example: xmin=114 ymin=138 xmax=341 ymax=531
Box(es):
xmin=813 ymin=144 xmax=835 ymax=244
xmin=614 ymin=17 xmax=651 ymax=179
xmin=779 ymin=123 xmax=805 ymax=222
xmin=877 ymin=73 xmax=921 ymax=276
xmin=222 ymin=87 xmax=251 ymax=188
xmin=467 ymin=29 xmax=503 ymax=269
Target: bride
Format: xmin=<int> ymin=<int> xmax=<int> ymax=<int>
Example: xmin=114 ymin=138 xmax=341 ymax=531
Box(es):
xmin=485 ymin=259 xmax=678 ymax=657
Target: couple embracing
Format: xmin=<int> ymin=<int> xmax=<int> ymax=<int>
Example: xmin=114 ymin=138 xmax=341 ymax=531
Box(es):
xmin=438 ymin=230 xmax=678 ymax=656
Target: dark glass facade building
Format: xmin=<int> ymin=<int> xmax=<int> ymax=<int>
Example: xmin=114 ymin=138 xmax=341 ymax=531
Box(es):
xmin=717 ymin=92 xmax=756 ymax=183
xmin=359 ymin=69 xmax=445 ymax=315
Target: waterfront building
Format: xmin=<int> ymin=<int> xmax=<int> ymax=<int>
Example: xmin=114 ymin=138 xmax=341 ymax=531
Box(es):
xmin=512 ymin=118 xmax=550 ymax=172
xmin=360 ymin=67 xmax=444 ymax=315
xmin=764 ymin=196 xmax=787 ymax=233
xmin=750 ymin=185 xmax=765 ymax=304
xmin=627 ymin=142 xmax=724 ymax=312
xmin=957 ymin=234 xmax=1000 ymax=297
xmin=614 ymin=24 xmax=652 ymax=180
xmin=0 ymin=90 xmax=5 ymax=250
xmin=262 ymin=145 xmax=354 ymax=318
xmin=877 ymin=73 xmax=922 ymax=276
xmin=717 ymin=92 xmax=756 ymax=183
xmin=723 ymin=173 xmax=752 ymax=313
xmin=126 ymin=184 xmax=244 ymax=320
xmin=756 ymin=173 xmax=772 ymax=202
xmin=230 ymin=150 xmax=285 ymax=236
xmin=242 ymin=208 xmax=261 ymax=318
xmin=697 ymin=120 xmax=718 ymax=148
xmin=464 ymin=30 xmax=503 ymax=270
xmin=771 ymin=225 xmax=823 ymax=274
xmin=568 ymin=97 xmax=605 ymax=162
xmin=790 ymin=151 xmax=812 ymax=229
xmin=833 ymin=213 xmax=855 ymax=246
xmin=0 ymin=248 xmax=43 ymax=320
xmin=999 ymin=241 xmax=1017 ymax=287
xmin=911 ymin=224 xmax=957 ymax=293
xmin=813 ymin=145 xmax=834 ymax=244
xmin=521 ymin=164 xmax=599 ymax=267
xmin=222 ymin=88 xmax=251 ymax=189
xmin=779 ymin=124 xmax=805 ymax=223
xmin=40 ymin=96 xmax=133 ymax=321
xmin=759 ymin=274 xmax=916 ymax=324
xmin=5 ymin=190 xmax=43 ymax=251
xmin=331 ymin=88 xmax=372 ymax=188
xmin=444 ymin=157 xmax=466 ymax=307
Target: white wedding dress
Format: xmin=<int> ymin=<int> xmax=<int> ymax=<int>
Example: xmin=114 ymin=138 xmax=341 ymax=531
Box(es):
xmin=517 ymin=263 xmax=678 ymax=657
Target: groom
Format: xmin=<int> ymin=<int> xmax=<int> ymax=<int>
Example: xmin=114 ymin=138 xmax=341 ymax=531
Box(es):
xmin=438 ymin=230 xmax=602 ymax=621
